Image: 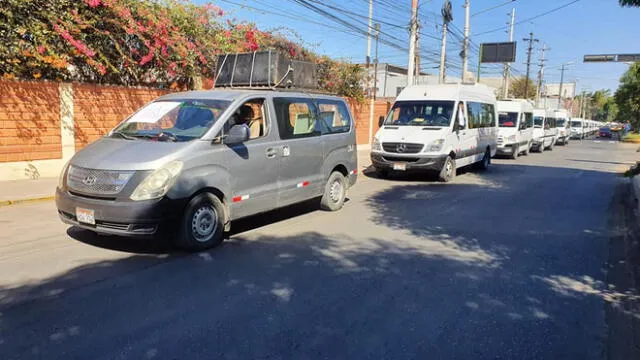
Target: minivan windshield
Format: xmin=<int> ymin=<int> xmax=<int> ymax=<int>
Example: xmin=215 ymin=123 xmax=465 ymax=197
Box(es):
xmin=571 ymin=121 xmax=582 ymax=128
xmin=111 ymin=99 xmax=231 ymax=142
xmin=498 ymin=112 xmax=519 ymax=127
xmin=557 ymin=119 xmax=566 ymax=126
xmin=384 ymin=100 xmax=455 ymax=127
xmin=533 ymin=116 xmax=544 ymax=128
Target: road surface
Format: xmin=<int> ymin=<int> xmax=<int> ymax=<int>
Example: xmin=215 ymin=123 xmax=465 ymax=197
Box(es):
xmin=0 ymin=139 xmax=638 ymax=359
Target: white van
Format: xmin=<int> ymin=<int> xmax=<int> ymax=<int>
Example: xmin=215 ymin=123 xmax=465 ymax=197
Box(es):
xmin=570 ymin=118 xmax=584 ymax=139
xmin=496 ymin=99 xmax=534 ymax=159
xmin=532 ymin=109 xmax=557 ymax=152
xmin=371 ymin=83 xmax=498 ymax=182
xmin=549 ymin=109 xmax=570 ymax=145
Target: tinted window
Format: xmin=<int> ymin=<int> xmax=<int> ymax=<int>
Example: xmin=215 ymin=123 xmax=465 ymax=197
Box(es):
xmin=273 ymin=97 xmax=320 ymax=140
xmin=316 ymin=100 xmax=351 ymax=134
xmin=499 ymin=112 xmax=518 ymax=127
xmin=482 ymin=103 xmax=496 ymax=127
xmin=466 ymin=102 xmax=482 ymax=129
xmin=384 ymin=101 xmax=455 ymax=127
xmin=534 ymin=116 xmax=544 ymax=127
xmin=524 ymin=112 xmax=534 ymax=129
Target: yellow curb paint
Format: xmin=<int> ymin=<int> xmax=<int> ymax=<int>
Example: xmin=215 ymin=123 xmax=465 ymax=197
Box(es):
xmin=0 ymin=196 xmax=55 ymax=207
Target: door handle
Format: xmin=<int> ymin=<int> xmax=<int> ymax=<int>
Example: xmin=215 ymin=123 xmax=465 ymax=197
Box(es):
xmin=266 ymin=148 xmax=276 ymax=158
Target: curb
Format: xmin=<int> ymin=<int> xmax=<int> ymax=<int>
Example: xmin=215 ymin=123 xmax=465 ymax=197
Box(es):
xmin=0 ymin=196 xmax=56 ymax=208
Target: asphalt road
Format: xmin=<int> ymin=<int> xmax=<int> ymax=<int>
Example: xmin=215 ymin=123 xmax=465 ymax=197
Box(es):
xmin=1 ymin=139 xmax=638 ymax=360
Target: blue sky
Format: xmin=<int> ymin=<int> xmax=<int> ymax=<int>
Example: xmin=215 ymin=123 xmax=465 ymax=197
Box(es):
xmin=205 ymin=0 xmax=640 ymax=93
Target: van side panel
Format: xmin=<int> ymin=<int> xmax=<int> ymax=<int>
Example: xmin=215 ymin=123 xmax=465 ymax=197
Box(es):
xmin=321 ymin=100 xmax=357 ymax=186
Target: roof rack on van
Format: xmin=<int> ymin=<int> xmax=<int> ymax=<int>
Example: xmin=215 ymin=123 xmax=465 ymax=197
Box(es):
xmin=214 ymin=50 xmax=318 ymax=91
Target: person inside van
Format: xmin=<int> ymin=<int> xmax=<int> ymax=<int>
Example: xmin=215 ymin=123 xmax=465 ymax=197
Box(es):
xmin=234 ymin=103 xmax=263 ymax=139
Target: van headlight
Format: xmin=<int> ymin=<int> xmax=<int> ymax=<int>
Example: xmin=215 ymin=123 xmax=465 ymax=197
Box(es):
xmin=372 ymin=138 xmax=382 ymax=151
xmin=58 ymin=160 xmax=70 ymax=189
xmin=507 ymin=135 xmax=517 ymax=143
xmin=426 ymin=139 xmax=444 ymax=152
xmin=131 ymin=161 xmax=183 ymax=201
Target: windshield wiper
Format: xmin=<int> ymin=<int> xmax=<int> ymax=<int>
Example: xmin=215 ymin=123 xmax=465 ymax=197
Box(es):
xmin=110 ymin=131 xmax=137 ymax=140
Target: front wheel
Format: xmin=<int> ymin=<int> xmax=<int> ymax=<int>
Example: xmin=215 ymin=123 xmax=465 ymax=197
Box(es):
xmin=510 ymin=145 xmax=519 ymax=160
xmin=439 ymin=156 xmax=456 ymax=182
xmin=176 ymin=193 xmax=225 ymax=251
xmin=321 ymin=172 xmax=347 ymax=211
xmin=523 ymin=143 xmax=530 ymax=156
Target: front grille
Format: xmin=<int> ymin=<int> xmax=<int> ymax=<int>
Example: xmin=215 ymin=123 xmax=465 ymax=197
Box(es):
xmin=382 ymin=156 xmax=420 ymax=163
xmin=382 ymin=142 xmax=423 ymax=154
xmin=97 ymin=221 xmax=130 ymax=231
xmin=497 ymin=137 xmax=504 ymax=145
xmin=67 ymin=166 xmax=134 ymax=195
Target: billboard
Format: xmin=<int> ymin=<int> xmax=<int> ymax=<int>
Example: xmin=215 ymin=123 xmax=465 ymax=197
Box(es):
xmin=543 ymin=83 xmax=576 ymax=99
xmin=480 ymin=42 xmax=517 ymax=63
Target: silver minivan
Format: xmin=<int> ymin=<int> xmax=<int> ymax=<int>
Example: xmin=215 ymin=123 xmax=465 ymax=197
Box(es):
xmin=56 ymin=90 xmax=357 ymax=250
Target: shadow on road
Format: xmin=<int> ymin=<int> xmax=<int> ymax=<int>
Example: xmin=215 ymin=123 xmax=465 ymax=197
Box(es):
xmin=1 ymin=163 xmax=638 ymax=359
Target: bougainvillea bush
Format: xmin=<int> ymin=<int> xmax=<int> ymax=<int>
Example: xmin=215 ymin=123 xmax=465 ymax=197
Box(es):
xmin=0 ymin=0 xmax=364 ymax=98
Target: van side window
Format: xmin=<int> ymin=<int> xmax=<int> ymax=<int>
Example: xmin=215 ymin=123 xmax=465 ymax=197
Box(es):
xmin=481 ymin=103 xmax=496 ymax=127
xmin=273 ymin=97 xmax=320 ymax=140
xmin=466 ymin=102 xmax=482 ymax=129
xmin=317 ymin=100 xmax=351 ymax=134
xmin=524 ymin=112 xmax=533 ymax=129
xmin=222 ymin=99 xmax=267 ymax=141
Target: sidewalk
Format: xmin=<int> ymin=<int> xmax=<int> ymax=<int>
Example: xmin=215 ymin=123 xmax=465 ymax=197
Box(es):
xmin=0 ymin=150 xmax=372 ymax=207
xmin=0 ymin=177 xmax=58 ymax=206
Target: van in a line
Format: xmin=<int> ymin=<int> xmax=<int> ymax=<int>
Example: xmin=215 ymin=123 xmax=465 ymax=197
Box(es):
xmin=496 ymin=99 xmax=534 ymax=159
xmin=371 ymin=83 xmax=498 ymax=182
xmin=550 ymin=109 xmax=570 ymax=145
xmin=56 ymin=89 xmax=358 ymax=250
xmin=571 ymin=118 xmax=584 ymax=139
xmin=532 ymin=109 xmax=557 ymax=152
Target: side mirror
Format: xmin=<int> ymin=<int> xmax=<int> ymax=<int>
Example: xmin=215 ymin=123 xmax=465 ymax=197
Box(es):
xmin=225 ymin=124 xmax=250 ymax=145
xmin=378 ymin=116 xmax=385 ymax=127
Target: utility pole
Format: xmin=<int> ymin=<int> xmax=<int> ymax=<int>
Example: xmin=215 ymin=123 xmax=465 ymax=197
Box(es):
xmin=558 ymin=63 xmax=567 ymax=109
xmin=366 ymin=0 xmax=374 ymax=145
xmin=368 ymin=23 xmax=380 ymax=146
xmin=461 ymin=0 xmax=470 ymax=80
xmin=523 ymin=32 xmax=539 ymax=99
xmin=439 ymin=0 xmax=453 ymax=84
xmin=536 ymin=44 xmax=547 ymax=107
xmin=502 ymin=8 xmax=515 ymax=99
xmin=407 ymin=0 xmax=419 ymax=86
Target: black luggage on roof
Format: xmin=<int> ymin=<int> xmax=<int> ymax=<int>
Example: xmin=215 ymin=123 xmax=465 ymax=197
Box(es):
xmin=215 ymin=50 xmax=317 ymax=89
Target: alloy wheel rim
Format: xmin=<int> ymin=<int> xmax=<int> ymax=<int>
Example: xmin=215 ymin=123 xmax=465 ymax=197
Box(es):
xmin=329 ymin=180 xmax=343 ymax=203
xmin=191 ymin=205 xmax=217 ymax=242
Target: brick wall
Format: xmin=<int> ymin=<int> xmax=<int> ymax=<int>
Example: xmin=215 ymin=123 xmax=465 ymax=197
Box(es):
xmin=73 ymin=84 xmax=169 ymax=149
xmin=0 ymin=81 xmax=61 ymax=162
xmin=348 ymin=99 xmax=392 ymax=145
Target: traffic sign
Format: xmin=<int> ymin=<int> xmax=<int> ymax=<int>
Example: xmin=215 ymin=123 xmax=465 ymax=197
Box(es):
xmin=583 ymin=54 xmax=640 ymax=63
xmin=480 ymin=42 xmax=517 ymax=63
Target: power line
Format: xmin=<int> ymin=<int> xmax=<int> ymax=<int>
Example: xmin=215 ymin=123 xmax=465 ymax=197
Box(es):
xmin=475 ymin=0 xmax=582 ymax=36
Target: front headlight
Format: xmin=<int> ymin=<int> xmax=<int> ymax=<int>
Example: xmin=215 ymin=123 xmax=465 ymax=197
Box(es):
xmin=131 ymin=161 xmax=183 ymax=201
xmin=426 ymin=139 xmax=445 ymax=152
xmin=372 ymin=138 xmax=382 ymax=151
xmin=58 ymin=161 xmax=70 ymax=189
xmin=507 ymin=135 xmax=517 ymax=142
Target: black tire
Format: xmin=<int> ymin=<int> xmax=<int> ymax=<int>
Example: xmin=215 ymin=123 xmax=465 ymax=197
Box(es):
xmin=320 ymin=172 xmax=347 ymax=211
xmin=510 ymin=145 xmax=519 ymax=160
xmin=439 ymin=156 xmax=456 ymax=182
xmin=547 ymin=140 xmax=554 ymax=151
xmin=476 ymin=149 xmax=491 ymax=171
xmin=176 ymin=193 xmax=225 ymax=251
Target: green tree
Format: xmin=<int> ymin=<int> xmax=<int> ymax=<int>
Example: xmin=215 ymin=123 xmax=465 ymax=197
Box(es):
xmin=508 ymin=77 xmax=536 ymax=99
xmin=615 ymin=62 xmax=640 ymax=129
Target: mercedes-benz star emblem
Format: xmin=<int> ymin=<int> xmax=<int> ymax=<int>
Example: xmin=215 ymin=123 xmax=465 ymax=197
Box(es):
xmin=82 ymin=175 xmax=97 ymax=186
xmin=396 ymin=143 xmax=407 ymax=153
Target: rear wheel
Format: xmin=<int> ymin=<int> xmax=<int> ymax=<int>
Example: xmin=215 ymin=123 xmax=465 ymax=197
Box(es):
xmin=320 ymin=172 xmax=347 ymax=211
xmin=176 ymin=193 xmax=225 ymax=251
xmin=439 ymin=156 xmax=456 ymax=182
xmin=476 ymin=149 xmax=491 ymax=171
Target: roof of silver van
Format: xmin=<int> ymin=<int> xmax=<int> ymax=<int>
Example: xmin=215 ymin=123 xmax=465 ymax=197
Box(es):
xmin=156 ymin=89 xmax=343 ymax=102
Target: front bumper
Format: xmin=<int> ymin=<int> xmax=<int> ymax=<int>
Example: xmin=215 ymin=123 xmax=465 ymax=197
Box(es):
xmin=55 ymin=187 xmax=187 ymax=237
xmin=371 ymin=153 xmax=448 ymax=172
xmin=496 ymin=143 xmax=516 ymax=155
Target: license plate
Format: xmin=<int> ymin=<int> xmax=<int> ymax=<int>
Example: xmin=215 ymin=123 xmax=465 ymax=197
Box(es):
xmin=393 ymin=163 xmax=407 ymax=171
xmin=76 ymin=207 xmax=95 ymax=225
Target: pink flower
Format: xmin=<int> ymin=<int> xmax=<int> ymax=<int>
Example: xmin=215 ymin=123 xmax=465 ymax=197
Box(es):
xmin=37 ymin=46 xmax=45 ymax=54
xmin=84 ymin=0 xmax=101 ymax=7
xmin=96 ymin=64 xmax=107 ymax=75
xmin=140 ymin=49 xmax=155 ymax=65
